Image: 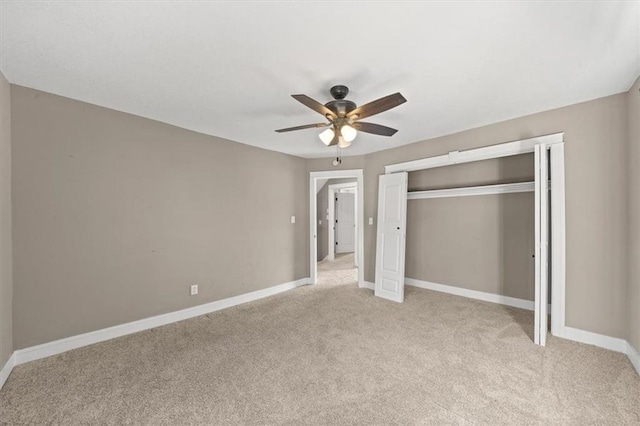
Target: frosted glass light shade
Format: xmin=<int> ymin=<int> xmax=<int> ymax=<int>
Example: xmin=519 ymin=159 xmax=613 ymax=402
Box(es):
xmin=319 ymin=128 xmax=335 ymax=145
xmin=340 ymin=125 xmax=357 ymax=142
xmin=338 ymin=137 xmax=351 ymax=148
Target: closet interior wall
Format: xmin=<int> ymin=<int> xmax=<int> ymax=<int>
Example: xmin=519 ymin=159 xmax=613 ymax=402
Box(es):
xmin=405 ymin=153 xmax=535 ymax=302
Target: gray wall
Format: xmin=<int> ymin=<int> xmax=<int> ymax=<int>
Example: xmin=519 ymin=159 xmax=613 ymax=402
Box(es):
xmin=406 ymin=193 xmax=534 ymax=301
xmin=628 ymin=74 xmax=640 ymax=353
xmin=6 ymin=80 xmax=638 ymax=352
xmin=0 ymin=72 xmax=12 ymax=366
xmin=408 ymin=154 xmax=534 ymax=191
xmin=363 ymin=93 xmax=628 ymax=339
xmin=316 ymin=178 xmax=357 ymax=261
xmin=11 ymin=86 xmax=308 ymax=349
xmin=406 ymin=154 xmax=535 ymax=301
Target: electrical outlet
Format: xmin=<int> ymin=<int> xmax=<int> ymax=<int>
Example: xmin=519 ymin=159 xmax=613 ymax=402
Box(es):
xmin=290 ymin=216 xmax=296 ymax=224
xmin=190 ymin=284 xmax=198 ymax=296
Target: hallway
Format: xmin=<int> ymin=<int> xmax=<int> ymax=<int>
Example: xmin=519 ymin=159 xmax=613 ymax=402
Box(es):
xmin=317 ymin=253 xmax=358 ymax=287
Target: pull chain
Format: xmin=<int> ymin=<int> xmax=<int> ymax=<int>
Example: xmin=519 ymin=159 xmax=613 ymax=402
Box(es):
xmin=332 ymin=145 xmax=342 ymax=167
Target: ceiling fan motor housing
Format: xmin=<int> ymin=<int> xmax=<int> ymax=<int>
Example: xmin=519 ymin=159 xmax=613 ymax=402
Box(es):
xmin=325 ymin=85 xmax=357 ymax=117
xmin=325 ymin=100 xmax=357 ymax=118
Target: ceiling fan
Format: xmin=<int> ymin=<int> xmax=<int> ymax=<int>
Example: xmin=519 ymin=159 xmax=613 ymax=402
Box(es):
xmin=275 ymin=85 xmax=406 ymax=148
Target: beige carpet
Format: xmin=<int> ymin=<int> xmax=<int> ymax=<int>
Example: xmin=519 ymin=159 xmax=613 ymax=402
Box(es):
xmin=1 ymin=253 xmax=639 ymax=424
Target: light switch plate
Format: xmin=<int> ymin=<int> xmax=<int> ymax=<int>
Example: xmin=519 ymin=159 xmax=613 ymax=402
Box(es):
xmin=369 ymin=217 xmax=374 ymax=225
xmin=190 ymin=285 xmax=198 ymax=296
xmin=290 ymin=216 xmax=296 ymax=224
xmin=319 ymin=220 xmax=322 ymax=225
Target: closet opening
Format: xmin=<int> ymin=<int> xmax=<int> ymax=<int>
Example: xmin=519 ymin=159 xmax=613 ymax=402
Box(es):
xmin=374 ymin=133 xmax=565 ymax=346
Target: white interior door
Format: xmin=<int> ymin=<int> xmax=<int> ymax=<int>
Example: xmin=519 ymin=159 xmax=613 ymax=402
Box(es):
xmin=375 ymin=172 xmax=408 ymax=303
xmin=335 ymin=192 xmax=355 ymax=253
xmin=534 ymin=144 xmax=549 ymax=346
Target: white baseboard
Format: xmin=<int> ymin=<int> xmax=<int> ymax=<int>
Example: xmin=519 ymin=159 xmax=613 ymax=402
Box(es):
xmin=554 ymin=326 xmax=628 ymax=354
xmin=11 ymin=278 xmax=309 ymax=368
xmin=626 ymin=341 xmax=640 ymax=375
xmin=404 ymin=277 xmax=535 ymax=311
xmin=359 ymin=281 xmax=375 ymax=290
xmin=4 ymin=275 xmax=637 ymax=391
xmin=0 ymin=352 xmax=16 ymax=390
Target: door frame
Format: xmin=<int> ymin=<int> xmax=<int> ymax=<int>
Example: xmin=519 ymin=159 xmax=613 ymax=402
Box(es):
xmin=328 ymin=182 xmax=358 ymax=262
xmin=309 ymin=170 xmax=364 ymax=286
xmin=383 ymin=133 xmax=565 ymax=345
xmin=534 ymin=143 xmax=549 ymax=346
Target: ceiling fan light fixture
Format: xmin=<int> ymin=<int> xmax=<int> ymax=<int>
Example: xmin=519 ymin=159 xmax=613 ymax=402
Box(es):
xmin=341 ymin=124 xmax=357 ymax=142
xmin=319 ymin=128 xmax=335 ymax=145
xmin=276 ymin=85 xmax=406 ymax=150
xmin=338 ymin=136 xmax=351 ymax=148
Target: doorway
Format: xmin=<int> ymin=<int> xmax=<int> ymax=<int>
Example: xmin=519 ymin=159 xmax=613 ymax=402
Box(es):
xmin=327 ymin=181 xmax=358 ymax=262
xmin=335 ymin=190 xmax=356 ymax=254
xmin=315 ymin=181 xmax=358 ymax=284
xmin=309 ymin=170 xmax=364 ymax=287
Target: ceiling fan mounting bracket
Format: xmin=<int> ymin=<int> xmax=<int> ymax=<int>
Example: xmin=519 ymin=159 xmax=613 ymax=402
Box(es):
xmin=329 ymin=85 xmax=349 ymax=100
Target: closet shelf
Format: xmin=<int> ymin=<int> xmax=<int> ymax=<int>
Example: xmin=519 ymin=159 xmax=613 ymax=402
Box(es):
xmin=407 ymin=181 xmax=534 ymax=200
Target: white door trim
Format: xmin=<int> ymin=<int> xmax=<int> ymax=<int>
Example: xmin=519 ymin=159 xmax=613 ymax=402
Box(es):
xmin=534 ymin=143 xmax=549 ymax=346
xmin=550 ymin=143 xmax=566 ymax=336
xmin=408 ymin=181 xmax=535 ymax=200
xmin=384 ymin=132 xmax=564 ymax=174
xmin=328 ymin=187 xmax=335 ymax=261
xmin=309 ymin=169 xmax=364 ymax=286
xmin=328 ymin=182 xmax=359 ymax=190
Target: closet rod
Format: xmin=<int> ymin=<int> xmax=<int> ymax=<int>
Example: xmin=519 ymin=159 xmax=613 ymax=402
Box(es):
xmin=407 ymin=181 xmax=535 ymax=200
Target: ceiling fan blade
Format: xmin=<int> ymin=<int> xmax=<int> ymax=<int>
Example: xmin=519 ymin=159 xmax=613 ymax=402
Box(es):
xmin=292 ymin=94 xmax=337 ymax=119
xmin=352 ymin=122 xmax=398 ymax=137
xmin=275 ymin=122 xmax=330 ymax=133
xmin=347 ymin=93 xmax=406 ymax=120
xmin=328 ymin=132 xmax=340 ymax=146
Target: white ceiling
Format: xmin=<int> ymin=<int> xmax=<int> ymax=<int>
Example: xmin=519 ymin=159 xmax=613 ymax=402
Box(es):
xmin=1 ymin=2 xmax=639 ymax=158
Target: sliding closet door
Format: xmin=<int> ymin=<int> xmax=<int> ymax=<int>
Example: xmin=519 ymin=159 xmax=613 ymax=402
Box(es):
xmin=375 ymin=172 xmax=408 ymax=303
xmin=534 ymin=144 xmax=549 ymax=346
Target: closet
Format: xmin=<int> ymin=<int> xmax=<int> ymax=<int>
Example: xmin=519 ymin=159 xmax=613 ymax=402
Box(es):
xmin=374 ymin=133 xmax=565 ymax=346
